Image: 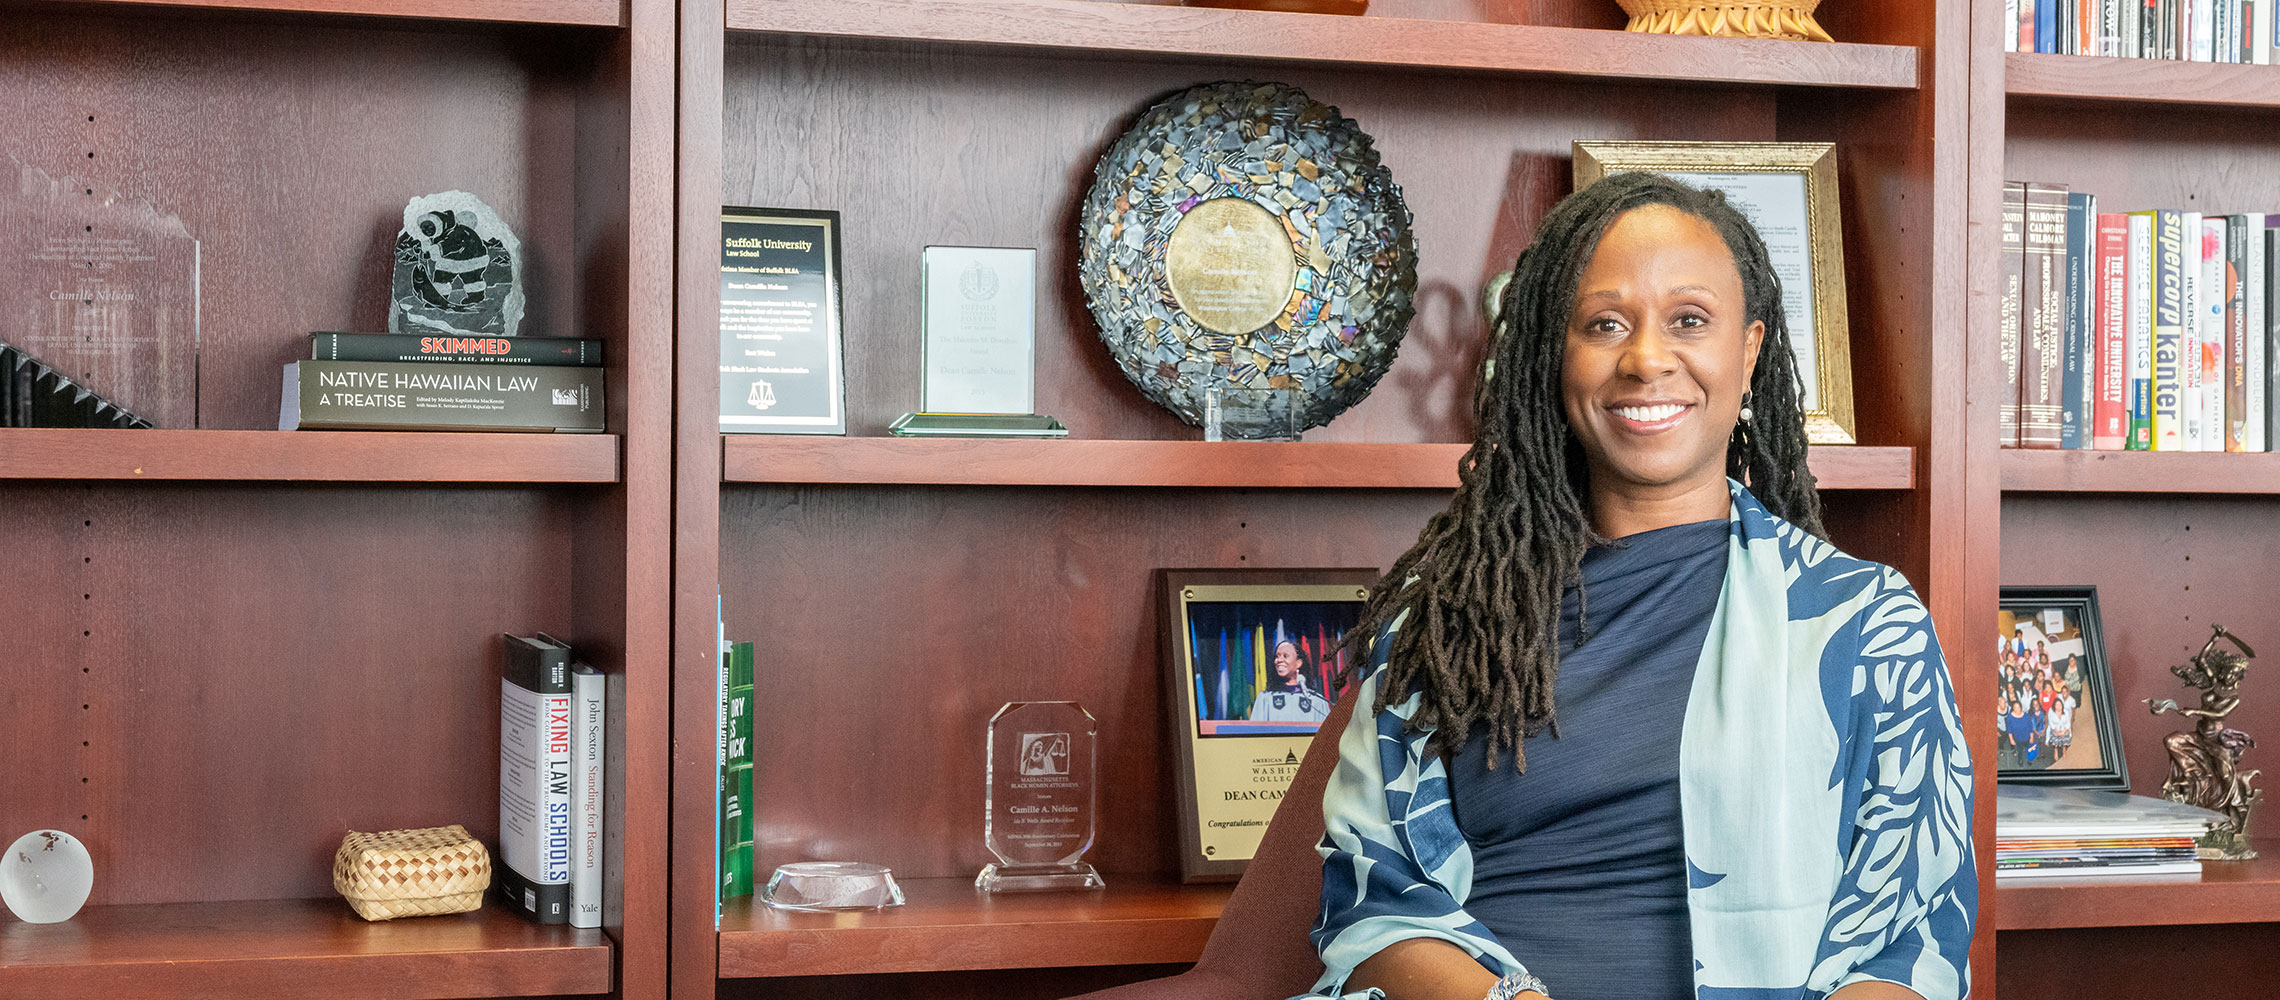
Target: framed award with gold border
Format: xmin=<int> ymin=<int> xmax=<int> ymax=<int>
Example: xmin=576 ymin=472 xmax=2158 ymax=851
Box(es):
xmin=1157 ymin=567 xmax=1373 ymax=882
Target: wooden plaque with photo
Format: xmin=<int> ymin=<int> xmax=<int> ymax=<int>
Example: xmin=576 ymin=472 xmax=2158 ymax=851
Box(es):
xmin=1997 ymin=586 xmax=2129 ymax=792
xmin=1157 ymin=568 xmax=1374 ymax=882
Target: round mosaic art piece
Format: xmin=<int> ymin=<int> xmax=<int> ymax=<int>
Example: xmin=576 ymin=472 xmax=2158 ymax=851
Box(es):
xmin=1078 ymin=81 xmax=1417 ymax=438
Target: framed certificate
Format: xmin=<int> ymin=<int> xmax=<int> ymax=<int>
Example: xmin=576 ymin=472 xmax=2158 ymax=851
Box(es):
xmin=719 ymin=207 xmax=846 ymax=434
xmin=1572 ymin=141 xmax=1857 ymax=445
xmin=1157 ymin=567 xmax=1374 ymax=882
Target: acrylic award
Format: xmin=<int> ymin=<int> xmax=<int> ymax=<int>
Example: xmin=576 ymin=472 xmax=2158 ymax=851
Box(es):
xmin=978 ymin=701 xmax=1104 ymax=892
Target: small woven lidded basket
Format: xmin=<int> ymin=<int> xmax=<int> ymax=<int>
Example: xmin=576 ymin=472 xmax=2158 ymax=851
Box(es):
xmin=1616 ymin=0 xmax=1834 ymax=41
xmin=332 ymin=824 xmax=492 ymax=921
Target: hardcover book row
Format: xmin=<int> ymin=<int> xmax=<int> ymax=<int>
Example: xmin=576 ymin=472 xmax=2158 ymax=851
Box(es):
xmin=1999 ymin=181 xmax=2278 ymax=452
xmin=2010 ymin=0 xmax=2277 ymax=62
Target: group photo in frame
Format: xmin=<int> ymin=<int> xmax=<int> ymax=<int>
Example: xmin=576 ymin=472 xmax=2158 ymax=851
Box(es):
xmin=1997 ymin=586 xmax=2129 ymax=792
xmin=1157 ymin=568 xmax=1374 ymax=882
xmin=1572 ymin=140 xmax=1857 ymax=445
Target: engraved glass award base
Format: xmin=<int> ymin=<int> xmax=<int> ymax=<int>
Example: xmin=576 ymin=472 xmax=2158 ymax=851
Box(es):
xmin=975 ymin=862 xmax=1104 ymax=892
xmin=889 ymin=412 xmax=1069 ymax=438
xmin=1202 ymin=387 xmax=1303 ymax=442
xmin=978 ymin=701 xmax=1104 ymax=893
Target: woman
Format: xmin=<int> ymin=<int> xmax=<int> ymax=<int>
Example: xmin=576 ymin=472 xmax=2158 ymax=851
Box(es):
xmin=1252 ymin=632 xmax=1335 ymax=724
xmin=1301 ymin=173 xmax=1975 ymax=1000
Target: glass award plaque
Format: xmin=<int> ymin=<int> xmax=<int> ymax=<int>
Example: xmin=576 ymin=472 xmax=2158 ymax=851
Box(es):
xmin=0 ymin=162 xmax=199 ymax=428
xmin=1202 ymin=386 xmax=1303 ymax=442
xmin=978 ymin=701 xmax=1104 ymax=892
xmin=892 ymin=246 xmax=1067 ymax=439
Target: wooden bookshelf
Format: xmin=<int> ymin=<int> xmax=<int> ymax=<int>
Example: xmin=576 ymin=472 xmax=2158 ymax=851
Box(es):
xmin=2000 ymin=448 xmax=2280 ymax=493
xmin=64 ymin=0 xmax=623 ymax=27
xmin=0 ymin=429 xmax=620 ymax=483
xmin=719 ymin=437 xmax=1916 ymax=490
xmin=2006 ymin=52 xmax=2280 ymax=106
xmin=1996 ymin=842 xmax=2280 ymax=930
xmin=0 ymin=898 xmax=611 ymax=999
xmin=717 ymin=878 xmax=1230 ymax=978
xmin=725 ymin=0 xmax=1920 ymax=89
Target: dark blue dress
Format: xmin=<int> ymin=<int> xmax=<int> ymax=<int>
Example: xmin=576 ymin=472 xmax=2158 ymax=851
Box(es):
xmin=1446 ymin=517 xmax=1728 ymax=1000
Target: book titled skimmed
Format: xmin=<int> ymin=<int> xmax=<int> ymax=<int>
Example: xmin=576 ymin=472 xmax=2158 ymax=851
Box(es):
xmin=310 ymin=331 xmax=604 ymax=367
xmin=280 ymin=360 xmax=604 ymax=432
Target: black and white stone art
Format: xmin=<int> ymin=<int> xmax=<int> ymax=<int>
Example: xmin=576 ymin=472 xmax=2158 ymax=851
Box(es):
xmin=390 ymin=190 xmax=523 ymax=338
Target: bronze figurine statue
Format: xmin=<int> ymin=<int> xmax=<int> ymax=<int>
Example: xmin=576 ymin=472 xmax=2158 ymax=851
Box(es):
xmin=2148 ymin=624 xmax=2261 ymax=860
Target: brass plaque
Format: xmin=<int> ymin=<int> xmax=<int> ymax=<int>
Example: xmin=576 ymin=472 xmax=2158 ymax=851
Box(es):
xmin=1163 ymin=197 xmax=1297 ymax=336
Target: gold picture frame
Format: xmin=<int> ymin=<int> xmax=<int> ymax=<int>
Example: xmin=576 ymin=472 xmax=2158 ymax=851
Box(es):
xmin=1572 ymin=141 xmax=1856 ymax=445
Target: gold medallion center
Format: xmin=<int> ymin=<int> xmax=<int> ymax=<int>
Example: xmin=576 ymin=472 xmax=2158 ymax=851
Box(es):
xmin=1164 ymin=197 xmax=1299 ymax=336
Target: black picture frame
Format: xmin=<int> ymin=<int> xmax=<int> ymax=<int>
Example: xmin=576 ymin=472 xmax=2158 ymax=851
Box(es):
xmin=1997 ymin=586 xmax=2129 ymax=792
xmin=717 ymin=206 xmax=846 ymax=435
xmin=1157 ymin=567 xmax=1374 ymax=883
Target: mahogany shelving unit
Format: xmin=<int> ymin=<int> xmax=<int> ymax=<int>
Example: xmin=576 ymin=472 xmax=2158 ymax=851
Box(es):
xmin=1984 ymin=32 xmax=2280 ymax=999
xmin=676 ymin=2 xmax=1970 ymax=998
xmin=0 ymin=0 xmax=673 ymax=998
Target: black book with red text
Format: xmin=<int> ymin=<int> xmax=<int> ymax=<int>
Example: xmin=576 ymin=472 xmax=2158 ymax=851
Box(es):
xmin=311 ymin=331 xmax=602 ymax=367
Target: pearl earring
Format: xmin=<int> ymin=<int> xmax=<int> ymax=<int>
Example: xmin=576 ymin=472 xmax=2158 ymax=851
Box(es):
xmin=1739 ymin=390 xmax=1754 ymax=424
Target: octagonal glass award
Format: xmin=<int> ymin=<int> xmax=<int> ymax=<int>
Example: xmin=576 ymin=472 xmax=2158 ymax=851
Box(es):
xmin=977 ymin=701 xmax=1104 ymax=892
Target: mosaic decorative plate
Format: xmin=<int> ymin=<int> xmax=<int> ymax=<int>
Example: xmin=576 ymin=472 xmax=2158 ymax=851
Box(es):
xmin=1078 ymin=81 xmax=1416 ymax=438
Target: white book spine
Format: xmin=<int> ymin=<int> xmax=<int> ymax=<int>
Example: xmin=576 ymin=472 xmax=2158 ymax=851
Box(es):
xmin=2196 ymin=0 xmax=2217 ymax=60
xmin=570 ymin=664 xmax=606 ymax=929
xmin=2202 ymin=217 xmax=2228 ymax=450
xmin=2129 ymin=214 xmax=2154 ymax=451
xmin=2010 ymin=0 xmax=2022 ymax=51
xmin=2103 ymin=0 xmax=2124 ymax=53
xmin=2258 ymin=0 xmax=2276 ymax=61
xmin=2182 ymin=212 xmax=2205 ymax=449
xmin=2247 ymin=214 xmax=2268 ymax=451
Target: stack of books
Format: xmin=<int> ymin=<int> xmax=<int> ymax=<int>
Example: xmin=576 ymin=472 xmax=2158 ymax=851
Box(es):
xmin=1996 ymin=785 xmax=2222 ymax=879
xmin=2008 ymin=0 xmax=2277 ymax=62
xmin=281 ymin=331 xmax=604 ymax=432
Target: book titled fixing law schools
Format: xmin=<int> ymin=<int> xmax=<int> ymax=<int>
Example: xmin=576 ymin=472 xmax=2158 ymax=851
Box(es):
xmin=280 ymin=360 xmax=603 ymax=432
xmin=310 ymin=331 xmax=603 ymax=367
xmin=500 ymin=633 xmax=575 ymax=925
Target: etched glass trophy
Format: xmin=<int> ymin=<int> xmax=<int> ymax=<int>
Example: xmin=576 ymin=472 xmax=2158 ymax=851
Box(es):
xmin=978 ymin=701 xmax=1104 ymax=891
xmin=890 ymin=246 xmax=1067 ymax=438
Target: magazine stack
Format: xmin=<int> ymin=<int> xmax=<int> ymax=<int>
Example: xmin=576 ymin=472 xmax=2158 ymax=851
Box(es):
xmin=1997 ymin=786 xmax=2224 ymax=879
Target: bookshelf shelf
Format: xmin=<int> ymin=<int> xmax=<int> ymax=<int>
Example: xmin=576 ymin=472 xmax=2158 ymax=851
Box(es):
xmin=64 ymin=0 xmax=623 ymax=27
xmin=2005 ymin=52 xmax=2280 ymax=106
xmin=0 ymin=898 xmax=612 ymax=999
xmin=716 ymin=877 xmax=1230 ymax=978
xmin=719 ymin=437 xmax=1915 ymax=491
xmin=1995 ymin=841 xmax=2280 ymax=930
xmin=0 ymin=429 xmax=620 ymax=483
xmin=724 ymin=0 xmax=1919 ymax=90
xmin=1998 ymin=448 xmax=2280 ymax=493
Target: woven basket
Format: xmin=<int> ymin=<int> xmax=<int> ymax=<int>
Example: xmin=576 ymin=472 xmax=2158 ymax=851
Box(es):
xmin=1615 ymin=0 xmax=1834 ymax=42
xmin=332 ymin=824 xmax=492 ymax=921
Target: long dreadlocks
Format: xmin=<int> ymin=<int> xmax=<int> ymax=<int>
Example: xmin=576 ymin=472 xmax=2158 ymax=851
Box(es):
xmin=1349 ymin=171 xmax=1826 ymax=772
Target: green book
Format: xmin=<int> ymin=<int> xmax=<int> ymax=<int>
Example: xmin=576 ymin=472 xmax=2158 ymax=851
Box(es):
xmin=723 ymin=641 xmax=756 ymax=898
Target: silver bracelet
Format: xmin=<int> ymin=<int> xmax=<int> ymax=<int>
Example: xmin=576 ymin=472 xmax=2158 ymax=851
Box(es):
xmin=1484 ymin=970 xmax=1550 ymax=1000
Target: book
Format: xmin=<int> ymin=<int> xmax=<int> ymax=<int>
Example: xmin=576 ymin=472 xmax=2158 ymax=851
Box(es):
xmin=2019 ymin=183 xmax=2070 ymax=448
xmin=2256 ymin=0 xmax=2274 ymax=62
xmin=2225 ymin=215 xmax=2251 ymax=450
xmin=279 ymin=359 xmax=604 ymax=433
xmin=2128 ymin=212 xmax=2156 ymax=448
xmin=2269 ymin=224 xmax=2280 ymax=453
xmin=2149 ymin=210 xmax=2189 ymax=450
xmin=722 ymin=641 xmax=756 ymax=901
xmin=569 ymin=662 xmax=606 ymax=930
xmin=499 ymin=633 xmax=574 ymax=925
xmin=2062 ymin=192 xmax=2096 ymax=448
xmin=2192 ymin=214 xmax=2219 ymax=450
xmin=2093 ymin=213 xmax=2130 ymax=449
xmin=2002 ymin=183 xmax=2028 ymax=447
xmin=715 ymin=598 xmax=729 ymax=923
xmin=310 ymin=331 xmax=604 ymax=367
xmin=2040 ymin=0 xmax=2060 ymax=50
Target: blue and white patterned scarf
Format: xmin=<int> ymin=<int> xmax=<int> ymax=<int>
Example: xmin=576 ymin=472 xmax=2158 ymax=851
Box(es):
xmin=1304 ymin=481 xmax=1976 ymax=1000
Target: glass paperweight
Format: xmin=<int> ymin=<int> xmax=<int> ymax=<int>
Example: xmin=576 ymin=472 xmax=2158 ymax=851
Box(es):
xmin=760 ymin=861 xmax=905 ymax=912
xmin=978 ymin=701 xmax=1105 ymax=892
xmin=1 ymin=829 xmax=93 ymax=923
xmin=1202 ymin=386 xmax=1303 ymax=442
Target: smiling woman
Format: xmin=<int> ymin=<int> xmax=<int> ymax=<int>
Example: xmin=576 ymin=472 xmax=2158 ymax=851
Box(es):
xmin=1295 ymin=174 xmax=1977 ymax=1000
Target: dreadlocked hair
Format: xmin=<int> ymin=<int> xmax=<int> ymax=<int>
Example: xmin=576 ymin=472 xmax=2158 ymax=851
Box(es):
xmin=1342 ymin=171 xmax=1826 ymax=772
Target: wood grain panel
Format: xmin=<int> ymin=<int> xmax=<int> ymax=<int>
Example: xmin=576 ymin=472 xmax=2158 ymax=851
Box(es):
xmin=1998 ymin=923 xmax=2280 ymax=999
xmin=2001 ymin=448 xmax=2280 ymax=493
xmin=723 ymin=39 xmax=1779 ymax=444
xmin=0 ymin=429 xmax=619 ymax=481
xmin=1997 ymin=839 xmax=2280 ymax=929
xmin=725 ymin=0 xmax=1918 ymax=89
xmin=720 ymin=437 xmax=1915 ymax=490
xmin=1 ymin=9 xmax=602 ymax=430
xmin=0 ymin=483 xmax=579 ymax=904
xmin=0 ymin=898 xmax=609 ymax=999
xmin=2005 ymin=96 xmax=2280 ymax=214
xmin=2002 ymin=495 xmax=2280 ymax=818
xmin=718 ymin=878 xmax=1228 ymax=977
xmin=50 ymin=0 xmax=622 ymax=26
xmin=2007 ymin=51 xmax=2280 ymax=106
xmin=718 ymin=485 xmax=1448 ymax=878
